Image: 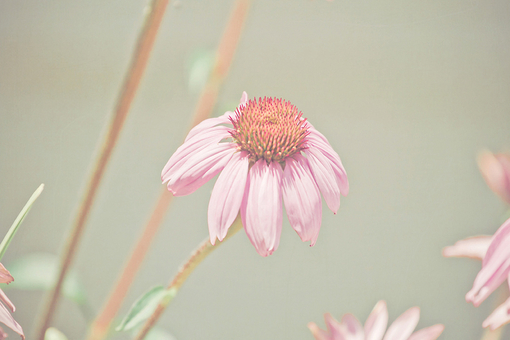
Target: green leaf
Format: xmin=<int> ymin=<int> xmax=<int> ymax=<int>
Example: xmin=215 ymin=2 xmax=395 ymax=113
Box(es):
xmin=44 ymin=327 xmax=68 ymax=340
xmin=145 ymin=326 xmax=177 ymax=340
xmin=116 ymin=286 xmax=176 ymax=332
xmin=187 ymin=49 xmax=215 ymax=94
xmin=0 ymin=184 xmax=44 ymax=261
xmin=6 ymin=252 xmax=87 ymax=305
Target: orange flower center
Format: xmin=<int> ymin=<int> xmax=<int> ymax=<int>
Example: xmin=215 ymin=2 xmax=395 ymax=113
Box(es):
xmin=230 ymin=97 xmax=309 ymax=163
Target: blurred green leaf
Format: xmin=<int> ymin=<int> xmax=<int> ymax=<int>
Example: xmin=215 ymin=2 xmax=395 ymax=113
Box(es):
xmin=187 ymin=49 xmax=215 ymax=94
xmin=116 ymin=286 xmax=175 ymax=332
xmin=0 ymin=184 xmax=44 ymax=261
xmin=44 ymin=327 xmax=68 ymax=340
xmin=6 ymin=252 xmax=87 ymax=305
xmin=145 ymin=326 xmax=177 ymax=340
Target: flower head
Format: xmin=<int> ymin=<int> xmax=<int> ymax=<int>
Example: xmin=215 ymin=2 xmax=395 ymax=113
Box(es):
xmin=0 ymin=263 xmax=24 ymax=339
xmin=162 ymin=92 xmax=348 ymax=256
xmin=443 ymin=218 xmax=510 ymax=330
xmin=308 ymin=300 xmax=444 ymax=340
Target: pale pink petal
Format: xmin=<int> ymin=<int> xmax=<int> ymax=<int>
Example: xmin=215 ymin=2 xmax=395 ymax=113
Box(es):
xmin=305 ymin=149 xmax=341 ymax=214
xmin=162 ymin=125 xmax=231 ymax=178
xmin=282 ymin=155 xmax=322 ymax=245
xmin=0 ymin=302 xmax=24 ymax=339
xmin=364 ymin=301 xmax=389 ymax=340
xmin=442 ymin=235 xmax=492 ymax=261
xmin=383 ymin=307 xmax=420 ymax=340
xmin=324 ymin=313 xmax=348 ymax=340
xmin=478 ymin=151 xmax=510 ymax=204
xmin=307 ymin=128 xmax=349 ymax=196
xmin=184 ymin=115 xmax=232 ymax=142
xmin=308 ymin=322 xmax=333 ymax=340
xmin=482 ymin=295 xmax=510 ymax=330
xmin=208 ymin=151 xmax=249 ymax=244
xmin=341 ymin=314 xmax=364 ymax=340
xmin=0 ymin=290 xmax=15 ymax=313
xmin=0 ymin=265 xmax=13 ymax=284
xmin=408 ymin=324 xmax=445 ymax=340
xmin=240 ymin=91 xmax=248 ymax=106
xmin=241 ymin=160 xmax=283 ymax=257
xmin=466 ymin=218 xmax=510 ymax=306
xmin=163 ymin=143 xmax=235 ymax=196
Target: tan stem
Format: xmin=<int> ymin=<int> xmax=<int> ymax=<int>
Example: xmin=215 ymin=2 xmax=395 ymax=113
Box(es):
xmin=34 ymin=1 xmax=169 ymax=339
xmin=86 ymin=189 xmax=173 ymax=340
xmin=84 ymin=1 xmax=251 ymax=339
xmin=134 ymin=218 xmax=243 ymax=340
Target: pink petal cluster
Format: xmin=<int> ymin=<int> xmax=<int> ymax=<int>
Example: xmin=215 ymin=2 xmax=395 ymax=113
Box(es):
xmin=443 ymin=217 xmax=510 ymax=330
xmin=308 ymin=300 xmax=444 ymax=340
xmin=162 ymin=92 xmax=348 ymax=256
xmin=477 ymin=151 xmax=510 ymax=205
xmin=0 ymin=263 xmax=24 ymax=339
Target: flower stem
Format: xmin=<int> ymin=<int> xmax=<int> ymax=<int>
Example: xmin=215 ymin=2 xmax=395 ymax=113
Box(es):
xmin=34 ymin=1 xmax=169 ymax=339
xmin=85 ymin=2 xmax=251 ymax=339
xmin=134 ymin=218 xmax=243 ymax=340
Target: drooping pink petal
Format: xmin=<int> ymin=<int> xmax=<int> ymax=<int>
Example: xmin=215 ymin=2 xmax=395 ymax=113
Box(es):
xmin=478 ymin=151 xmax=510 ymax=204
xmin=208 ymin=151 xmax=249 ymax=244
xmin=442 ymin=235 xmax=492 ymax=261
xmin=162 ymin=125 xmax=231 ymax=178
xmin=308 ymin=322 xmax=334 ymax=340
xmin=466 ymin=218 xmax=510 ymax=306
xmin=0 ymin=290 xmax=15 ymax=313
xmin=305 ymin=148 xmax=341 ymax=214
xmin=307 ymin=127 xmax=349 ymax=196
xmin=0 ymin=302 xmax=24 ymax=339
xmin=324 ymin=313 xmax=348 ymax=340
xmin=184 ymin=115 xmax=232 ymax=142
xmin=241 ymin=160 xmax=283 ymax=257
xmin=282 ymin=155 xmax=322 ymax=245
xmin=341 ymin=314 xmax=364 ymax=340
xmin=0 ymin=265 xmax=13 ymax=284
xmin=482 ymin=295 xmax=510 ymax=330
xmin=407 ymin=324 xmax=445 ymax=340
xmin=163 ymin=143 xmax=236 ymax=196
xmin=383 ymin=307 xmax=420 ymax=340
xmin=364 ymin=301 xmax=389 ymax=340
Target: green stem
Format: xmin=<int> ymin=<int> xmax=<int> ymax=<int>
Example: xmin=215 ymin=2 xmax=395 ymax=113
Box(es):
xmin=134 ymin=218 xmax=243 ymax=340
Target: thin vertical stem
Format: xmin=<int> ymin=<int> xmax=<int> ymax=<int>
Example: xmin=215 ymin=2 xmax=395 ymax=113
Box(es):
xmin=34 ymin=1 xmax=170 ymax=339
xmin=85 ymin=1 xmax=251 ymax=339
xmin=134 ymin=219 xmax=243 ymax=340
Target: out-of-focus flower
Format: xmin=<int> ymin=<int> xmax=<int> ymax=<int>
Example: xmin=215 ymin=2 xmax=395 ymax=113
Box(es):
xmin=478 ymin=151 xmax=510 ymax=205
xmin=162 ymin=92 xmax=348 ymax=256
xmin=443 ymin=218 xmax=510 ymax=330
xmin=0 ymin=263 xmax=24 ymax=339
xmin=308 ymin=300 xmax=444 ymax=340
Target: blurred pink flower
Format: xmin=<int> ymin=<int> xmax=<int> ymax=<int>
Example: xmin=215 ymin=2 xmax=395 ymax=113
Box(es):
xmin=443 ymin=217 xmax=510 ymax=330
xmin=0 ymin=263 xmax=24 ymax=339
xmin=478 ymin=151 xmax=510 ymax=204
xmin=308 ymin=300 xmax=444 ymax=340
xmin=162 ymin=92 xmax=348 ymax=256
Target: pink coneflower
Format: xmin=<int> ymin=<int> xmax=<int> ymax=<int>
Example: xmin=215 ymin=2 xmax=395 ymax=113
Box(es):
xmin=443 ymin=217 xmax=510 ymax=330
xmin=0 ymin=263 xmax=24 ymax=339
xmin=308 ymin=300 xmax=444 ymax=340
xmin=162 ymin=92 xmax=348 ymax=256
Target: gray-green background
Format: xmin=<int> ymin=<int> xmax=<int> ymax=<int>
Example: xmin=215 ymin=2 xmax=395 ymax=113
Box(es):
xmin=1 ymin=0 xmax=510 ymax=339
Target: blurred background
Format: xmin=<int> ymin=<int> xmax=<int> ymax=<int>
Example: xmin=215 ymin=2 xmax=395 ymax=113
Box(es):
xmin=1 ymin=0 xmax=510 ymax=339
